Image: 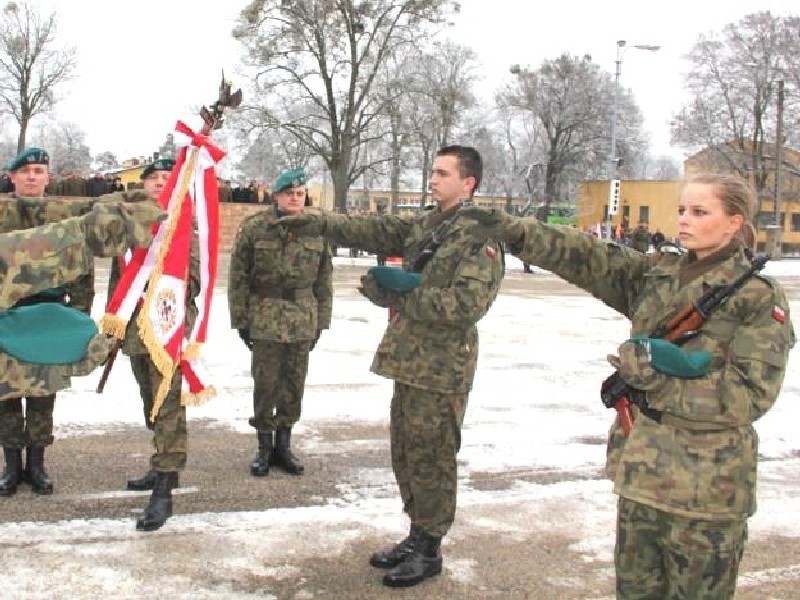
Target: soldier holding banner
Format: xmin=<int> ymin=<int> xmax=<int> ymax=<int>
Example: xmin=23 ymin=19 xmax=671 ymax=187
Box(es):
xmin=104 ymin=157 xmax=200 ymax=532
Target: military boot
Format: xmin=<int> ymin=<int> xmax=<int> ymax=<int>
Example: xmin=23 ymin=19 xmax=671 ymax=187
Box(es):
xmin=126 ymin=469 xmax=159 ymax=491
xmin=370 ymin=524 xmax=422 ymax=568
xmin=382 ymin=530 xmax=443 ymax=588
xmin=136 ymin=471 xmax=179 ymax=532
xmin=250 ymin=431 xmax=273 ymax=477
xmin=24 ymin=446 xmax=53 ymax=495
xmin=0 ymin=448 xmax=23 ymax=497
xmin=271 ymin=427 xmax=304 ymax=475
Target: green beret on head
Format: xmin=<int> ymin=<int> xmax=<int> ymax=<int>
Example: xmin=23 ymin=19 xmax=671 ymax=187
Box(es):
xmin=6 ymin=147 xmax=49 ymax=171
xmin=274 ymin=168 xmax=306 ymax=193
xmin=140 ymin=158 xmax=176 ymax=180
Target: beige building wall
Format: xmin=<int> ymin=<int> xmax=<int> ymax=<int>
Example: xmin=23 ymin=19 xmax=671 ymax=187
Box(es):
xmin=577 ymin=180 xmax=681 ymax=238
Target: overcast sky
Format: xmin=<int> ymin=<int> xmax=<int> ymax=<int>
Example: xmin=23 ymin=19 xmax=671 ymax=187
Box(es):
xmin=13 ymin=0 xmax=800 ymax=166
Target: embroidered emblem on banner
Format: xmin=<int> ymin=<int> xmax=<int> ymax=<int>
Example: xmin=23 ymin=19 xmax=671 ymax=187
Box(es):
xmin=156 ymin=288 xmax=178 ymax=335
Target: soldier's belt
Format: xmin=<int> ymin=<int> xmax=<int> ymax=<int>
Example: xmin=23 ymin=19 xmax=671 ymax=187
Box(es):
xmin=251 ymin=285 xmax=314 ymax=301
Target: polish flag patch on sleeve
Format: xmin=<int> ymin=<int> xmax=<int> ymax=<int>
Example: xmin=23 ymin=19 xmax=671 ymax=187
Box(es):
xmin=485 ymin=245 xmax=496 ymax=259
xmin=772 ymin=305 xmax=786 ymax=323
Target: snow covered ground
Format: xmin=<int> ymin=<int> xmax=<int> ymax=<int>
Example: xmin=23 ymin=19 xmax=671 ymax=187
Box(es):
xmin=0 ymin=255 xmax=798 ymax=599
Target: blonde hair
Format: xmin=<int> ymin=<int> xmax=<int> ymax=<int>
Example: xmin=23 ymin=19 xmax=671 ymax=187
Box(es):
xmin=684 ymin=173 xmax=756 ymax=249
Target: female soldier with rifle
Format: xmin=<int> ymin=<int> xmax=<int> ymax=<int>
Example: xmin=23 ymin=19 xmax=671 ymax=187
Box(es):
xmin=462 ymin=172 xmax=795 ymax=600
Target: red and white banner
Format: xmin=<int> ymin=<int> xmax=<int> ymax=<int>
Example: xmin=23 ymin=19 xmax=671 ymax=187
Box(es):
xmin=101 ymin=120 xmax=223 ymax=419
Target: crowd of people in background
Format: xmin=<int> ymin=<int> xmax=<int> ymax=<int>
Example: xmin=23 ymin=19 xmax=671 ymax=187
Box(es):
xmin=0 ymin=169 xmax=274 ymax=205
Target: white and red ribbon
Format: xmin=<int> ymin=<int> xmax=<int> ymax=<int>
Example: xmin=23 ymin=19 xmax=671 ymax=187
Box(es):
xmin=101 ymin=120 xmax=223 ymax=417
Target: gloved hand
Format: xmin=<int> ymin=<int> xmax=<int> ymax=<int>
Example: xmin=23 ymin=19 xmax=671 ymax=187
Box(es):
xmin=310 ymin=329 xmax=322 ymax=351
xmin=358 ymin=274 xmax=402 ymax=309
xmin=81 ymin=201 xmax=166 ymax=256
xmin=608 ymin=337 xmax=712 ymax=390
xmin=367 ymin=266 xmax=421 ymax=293
xmin=238 ymin=328 xmax=254 ymax=350
xmin=459 ymin=207 xmax=526 ymax=245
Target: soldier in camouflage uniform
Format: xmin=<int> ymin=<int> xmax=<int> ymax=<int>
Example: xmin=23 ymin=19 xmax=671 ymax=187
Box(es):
xmin=0 ymin=147 xmax=93 ymax=495
xmin=104 ymin=158 xmax=200 ymax=533
xmin=281 ymin=146 xmax=504 ymax=588
xmin=630 ymin=221 xmax=651 ymax=253
xmin=229 ymin=168 xmax=332 ymax=477
xmin=462 ymin=172 xmax=795 ymax=600
xmin=108 ymin=159 xmax=174 ymax=488
xmin=0 ymin=199 xmax=164 ymax=497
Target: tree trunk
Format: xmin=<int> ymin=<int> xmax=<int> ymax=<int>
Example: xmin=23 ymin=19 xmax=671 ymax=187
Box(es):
xmin=16 ymin=117 xmax=29 ymax=154
xmin=332 ymin=161 xmax=350 ymax=213
xmin=419 ymin=146 xmax=431 ymax=209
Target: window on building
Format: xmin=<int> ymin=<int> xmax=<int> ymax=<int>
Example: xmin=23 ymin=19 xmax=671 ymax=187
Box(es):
xmin=638 ymin=206 xmax=650 ymax=224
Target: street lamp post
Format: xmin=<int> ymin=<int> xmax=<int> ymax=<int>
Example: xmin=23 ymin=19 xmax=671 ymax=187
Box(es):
xmin=607 ymin=40 xmax=660 ymax=236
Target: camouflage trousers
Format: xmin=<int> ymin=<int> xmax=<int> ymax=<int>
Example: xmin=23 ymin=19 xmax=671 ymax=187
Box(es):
xmin=391 ymin=382 xmax=468 ymax=538
xmin=615 ymin=497 xmax=747 ymax=600
xmin=249 ymin=339 xmax=312 ymax=431
xmin=129 ymin=354 xmax=155 ymax=430
xmin=129 ymin=354 xmax=187 ymax=472
xmin=0 ymin=394 xmax=56 ymax=448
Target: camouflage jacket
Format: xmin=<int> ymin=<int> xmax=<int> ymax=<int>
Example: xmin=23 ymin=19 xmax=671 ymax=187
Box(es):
xmin=0 ymin=214 xmax=133 ymax=401
xmin=0 ymin=194 xmax=102 ymax=313
xmin=630 ymin=226 xmax=651 ymax=253
xmin=510 ymin=221 xmax=795 ymax=519
xmin=326 ymin=204 xmax=504 ymax=393
xmin=229 ymin=206 xmax=333 ymax=342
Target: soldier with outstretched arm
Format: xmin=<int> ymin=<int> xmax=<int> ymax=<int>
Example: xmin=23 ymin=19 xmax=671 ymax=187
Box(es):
xmin=280 ymin=145 xmax=504 ymax=589
xmin=461 ymin=173 xmax=794 ymax=600
xmin=0 ymin=202 xmax=164 ymax=309
xmin=0 ymin=147 xmax=158 ymax=496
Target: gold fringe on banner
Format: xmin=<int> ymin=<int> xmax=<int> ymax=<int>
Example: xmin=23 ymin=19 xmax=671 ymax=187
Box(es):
xmin=99 ymin=314 xmax=129 ymax=341
xmin=181 ymin=385 xmax=217 ymax=407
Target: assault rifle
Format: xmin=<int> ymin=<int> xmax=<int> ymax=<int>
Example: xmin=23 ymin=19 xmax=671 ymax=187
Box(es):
xmin=600 ymin=254 xmax=769 ymax=435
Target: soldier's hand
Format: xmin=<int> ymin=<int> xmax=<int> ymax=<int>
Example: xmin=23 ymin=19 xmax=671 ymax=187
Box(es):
xmin=460 ymin=207 xmax=526 ymax=245
xmin=81 ymin=201 xmax=165 ymax=256
xmin=608 ymin=339 xmax=688 ymax=392
xmin=238 ymin=328 xmax=254 ymax=350
xmin=358 ymin=274 xmax=401 ymax=309
xmin=277 ymin=212 xmax=327 ymax=237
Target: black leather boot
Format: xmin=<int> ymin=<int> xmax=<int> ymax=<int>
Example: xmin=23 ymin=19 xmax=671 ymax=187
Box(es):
xmin=24 ymin=446 xmax=53 ymax=495
xmin=370 ymin=524 xmax=421 ymax=568
xmin=271 ymin=427 xmax=304 ymax=475
xmin=136 ymin=471 xmax=179 ymax=532
xmin=382 ymin=529 xmax=443 ymax=588
xmin=250 ymin=431 xmax=273 ymax=477
xmin=0 ymin=448 xmax=23 ymax=497
xmin=127 ymin=469 xmax=159 ymax=491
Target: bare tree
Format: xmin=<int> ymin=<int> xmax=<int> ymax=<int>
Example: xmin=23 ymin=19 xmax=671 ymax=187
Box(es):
xmin=235 ymin=123 xmax=315 ymax=185
xmin=410 ymin=41 xmax=477 ymax=205
xmin=232 ymin=0 xmax=459 ymax=211
xmin=670 ymin=11 xmax=800 ymax=208
xmin=499 ymin=53 xmax=645 ymax=210
xmin=92 ymin=151 xmax=119 ymax=172
xmin=31 ymin=120 xmax=90 ymax=177
xmin=0 ymin=2 xmax=76 ymax=153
